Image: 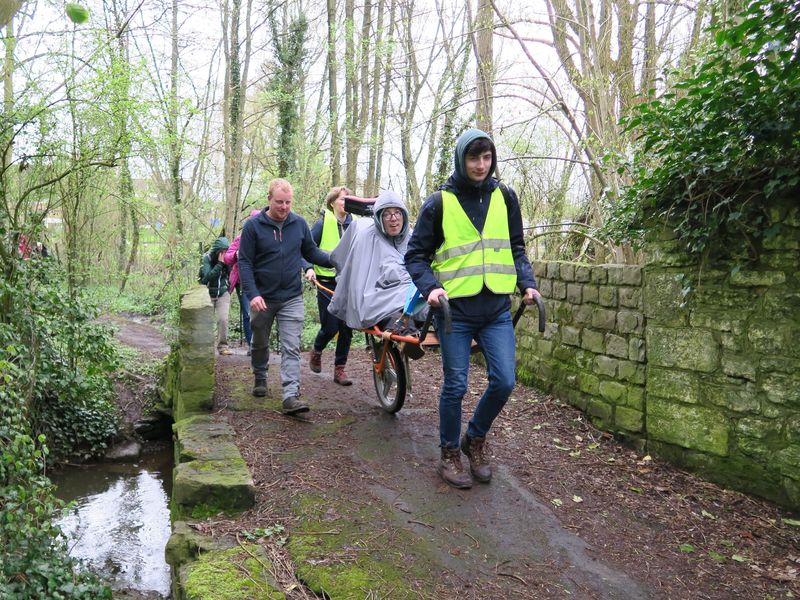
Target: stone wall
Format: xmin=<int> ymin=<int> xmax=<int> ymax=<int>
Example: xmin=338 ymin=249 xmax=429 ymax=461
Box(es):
xmin=517 ymin=200 xmax=800 ymax=508
xmin=517 ymin=262 xmax=647 ymax=440
xmin=162 ymin=286 xmax=215 ymax=422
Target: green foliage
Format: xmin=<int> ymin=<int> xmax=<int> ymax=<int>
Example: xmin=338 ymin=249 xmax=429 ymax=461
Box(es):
xmin=0 ymin=256 xmax=119 ymax=462
xmin=1 ymin=363 xmax=111 ymax=597
xmin=606 ymin=0 xmax=800 ymax=259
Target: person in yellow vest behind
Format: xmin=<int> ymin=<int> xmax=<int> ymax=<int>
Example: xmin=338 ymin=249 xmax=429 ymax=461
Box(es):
xmin=304 ymin=186 xmax=355 ymax=385
xmin=405 ymin=128 xmax=542 ymax=489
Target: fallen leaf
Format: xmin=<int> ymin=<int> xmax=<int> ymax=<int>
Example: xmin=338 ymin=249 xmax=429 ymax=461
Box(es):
xmin=679 ymin=544 xmax=696 ymax=553
xmin=784 ymin=518 xmax=800 ymax=527
xmin=708 ymin=551 xmax=726 ymax=562
xmin=701 ymin=510 xmax=716 ymax=520
xmin=572 ymin=495 xmax=583 ymax=503
xmin=551 ymin=498 xmax=563 ymax=507
xmin=731 ymin=554 xmax=748 ymax=562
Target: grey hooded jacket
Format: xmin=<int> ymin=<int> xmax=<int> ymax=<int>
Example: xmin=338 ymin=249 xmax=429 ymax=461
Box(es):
xmin=327 ymin=190 xmax=413 ymax=329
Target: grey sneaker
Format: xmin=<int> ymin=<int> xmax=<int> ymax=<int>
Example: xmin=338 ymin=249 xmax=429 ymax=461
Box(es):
xmin=252 ymin=378 xmax=267 ymax=397
xmin=282 ymin=395 xmax=309 ymax=415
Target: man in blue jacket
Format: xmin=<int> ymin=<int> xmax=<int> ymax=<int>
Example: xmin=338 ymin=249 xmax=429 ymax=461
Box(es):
xmin=238 ymin=178 xmax=333 ymax=415
xmin=405 ymin=128 xmax=541 ymax=488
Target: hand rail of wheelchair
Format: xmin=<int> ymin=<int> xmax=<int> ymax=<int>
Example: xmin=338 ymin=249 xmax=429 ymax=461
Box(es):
xmin=512 ymin=294 xmax=546 ymax=333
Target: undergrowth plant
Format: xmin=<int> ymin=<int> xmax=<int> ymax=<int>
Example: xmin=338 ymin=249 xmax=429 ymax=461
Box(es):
xmin=1 ymin=256 xmax=114 ymax=597
xmin=606 ymin=0 xmax=800 ymax=261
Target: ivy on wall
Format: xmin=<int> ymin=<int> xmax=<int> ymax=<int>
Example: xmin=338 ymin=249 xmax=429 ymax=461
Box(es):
xmin=606 ymin=0 xmax=800 ymax=260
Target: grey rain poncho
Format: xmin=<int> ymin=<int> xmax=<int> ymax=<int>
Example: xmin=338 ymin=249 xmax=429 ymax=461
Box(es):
xmin=328 ymin=190 xmax=414 ymax=329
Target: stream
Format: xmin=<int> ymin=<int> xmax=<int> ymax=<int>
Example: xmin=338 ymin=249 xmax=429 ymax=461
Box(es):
xmin=51 ymin=444 xmax=174 ymax=598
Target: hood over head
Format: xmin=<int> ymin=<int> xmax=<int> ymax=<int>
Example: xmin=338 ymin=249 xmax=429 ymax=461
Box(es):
xmin=373 ymin=190 xmax=410 ymax=239
xmin=453 ymin=127 xmax=497 ymax=188
xmin=210 ymin=236 xmax=230 ymax=254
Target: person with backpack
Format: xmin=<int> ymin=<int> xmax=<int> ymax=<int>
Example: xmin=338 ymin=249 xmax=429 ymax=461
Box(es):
xmin=405 ymin=128 xmax=541 ymax=489
xmin=199 ymin=235 xmax=233 ymax=355
xmin=225 ymin=209 xmax=262 ymax=355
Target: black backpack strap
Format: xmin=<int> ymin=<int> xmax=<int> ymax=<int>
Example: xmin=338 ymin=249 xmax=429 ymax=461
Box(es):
xmin=431 ymin=190 xmax=444 ymax=246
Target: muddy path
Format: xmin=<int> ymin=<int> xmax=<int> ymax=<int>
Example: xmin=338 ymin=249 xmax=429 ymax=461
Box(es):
xmin=203 ymin=336 xmax=800 ymax=600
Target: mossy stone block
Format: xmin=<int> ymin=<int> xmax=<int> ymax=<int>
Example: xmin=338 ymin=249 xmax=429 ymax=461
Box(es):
xmin=605 ymin=334 xmax=629 ymax=359
xmin=647 ymin=367 xmax=699 ymax=404
xmin=615 ymin=406 xmax=644 ymax=432
xmin=173 ymin=458 xmax=255 ymax=512
xmin=647 ymin=326 xmax=719 ymax=372
xmin=729 ymin=270 xmax=786 ymax=287
xmin=598 ymin=286 xmax=618 ymax=307
xmin=582 ymin=285 xmax=600 ymax=304
xmin=174 ymin=416 xmax=240 ymax=463
xmin=704 ymin=383 xmax=760 ymax=414
xmin=581 ymin=329 xmax=604 ymax=353
xmin=599 ymin=380 xmax=627 ymax=402
xmin=642 ymin=271 xmax=685 ymax=321
xmin=648 ymin=398 xmax=729 ymax=456
xmin=591 ymin=308 xmax=617 ymax=330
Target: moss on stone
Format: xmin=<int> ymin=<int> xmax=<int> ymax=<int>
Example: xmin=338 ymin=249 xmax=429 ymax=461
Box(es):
xmin=182 ymin=545 xmax=285 ymax=600
xmin=287 ymin=494 xmax=433 ymax=599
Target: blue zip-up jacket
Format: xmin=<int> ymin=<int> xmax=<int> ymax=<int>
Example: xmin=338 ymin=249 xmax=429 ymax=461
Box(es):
xmin=238 ymin=208 xmax=332 ymax=303
xmin=405 ymin=128 xmax=536 ymax=323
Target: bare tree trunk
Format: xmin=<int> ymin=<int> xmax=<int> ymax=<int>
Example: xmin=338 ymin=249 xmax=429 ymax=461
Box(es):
xmin=3 ymin=18 xmax=15 ymax=173
xmin=365 ymin=0 xmax=386 ymax=196
xmin=372 ymin=0 xmax=396 ymax=197
xmin=344 ymin=0 xmax=356 ymax=186
xmin=168 ymin=0 xmax=183 ymax=240
xmin=472 ymin=0 xmax=493 ymax=135
xmin=327 ymin=0 xmax=341 ymax=185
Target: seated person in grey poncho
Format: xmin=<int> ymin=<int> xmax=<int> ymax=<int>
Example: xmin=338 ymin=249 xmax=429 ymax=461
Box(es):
xmin=328 ymin=190 xmax=413 ymax=330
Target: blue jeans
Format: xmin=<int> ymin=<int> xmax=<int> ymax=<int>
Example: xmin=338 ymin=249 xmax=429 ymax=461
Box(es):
xmin=237 ymin=287 xmax=252 ymax=344
xmin=435 ymin=311 xmax=516 ymax=449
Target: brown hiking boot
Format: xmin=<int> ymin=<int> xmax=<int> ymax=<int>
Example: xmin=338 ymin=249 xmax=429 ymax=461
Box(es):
xmin=334 ymin=364 xmax=352 ymax=386
xmin=437 ymin=447 xmax=472 ymax=489
xmin=461 ymin=434 xmax=491 ymax=483
xmin=309 ymin=349 xmax=322 ymax=373
xmin=282 ymin=395 xmax=309 ymax=415
xmin=252 ymin=378 xmax=267 ymax=397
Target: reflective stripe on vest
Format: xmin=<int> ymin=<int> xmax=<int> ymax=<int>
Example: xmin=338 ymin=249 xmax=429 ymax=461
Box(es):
xmin=431 ymin=188 xmax=516 ymax=297
xmin=314 ymin=210 xmax=339 ymax=278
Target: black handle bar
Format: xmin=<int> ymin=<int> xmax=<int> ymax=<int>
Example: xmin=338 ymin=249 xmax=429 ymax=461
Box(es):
xmin=512 ymin=294 xmax=546 ymax=333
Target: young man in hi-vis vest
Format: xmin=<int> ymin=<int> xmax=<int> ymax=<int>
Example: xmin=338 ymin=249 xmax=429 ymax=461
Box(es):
xmin=405 ymin=128 xmax=541 ymax=489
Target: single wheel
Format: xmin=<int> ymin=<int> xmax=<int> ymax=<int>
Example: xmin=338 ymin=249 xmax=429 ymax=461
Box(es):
xmin=366 ymin=335 xmax=407 ymax=413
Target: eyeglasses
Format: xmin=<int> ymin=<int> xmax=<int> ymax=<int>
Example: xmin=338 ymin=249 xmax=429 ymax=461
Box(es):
xmin=382 ymin=210 xmax=402 ymax=221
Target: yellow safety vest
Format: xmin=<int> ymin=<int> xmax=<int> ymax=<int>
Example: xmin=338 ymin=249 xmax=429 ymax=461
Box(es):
xmin=314 ymin=210 xmax=342 ymax=278
xmin=431 ymin=188 xmax=517 ymax=298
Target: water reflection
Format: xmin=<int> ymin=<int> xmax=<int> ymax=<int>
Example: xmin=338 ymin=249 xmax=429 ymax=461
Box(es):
xmin=51 ymin=446 xmax=173 ymax=598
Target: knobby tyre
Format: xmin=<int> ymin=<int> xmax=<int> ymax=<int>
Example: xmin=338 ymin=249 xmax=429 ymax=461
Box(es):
xmin=367 ymin=335 xmax=407 ymax=413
